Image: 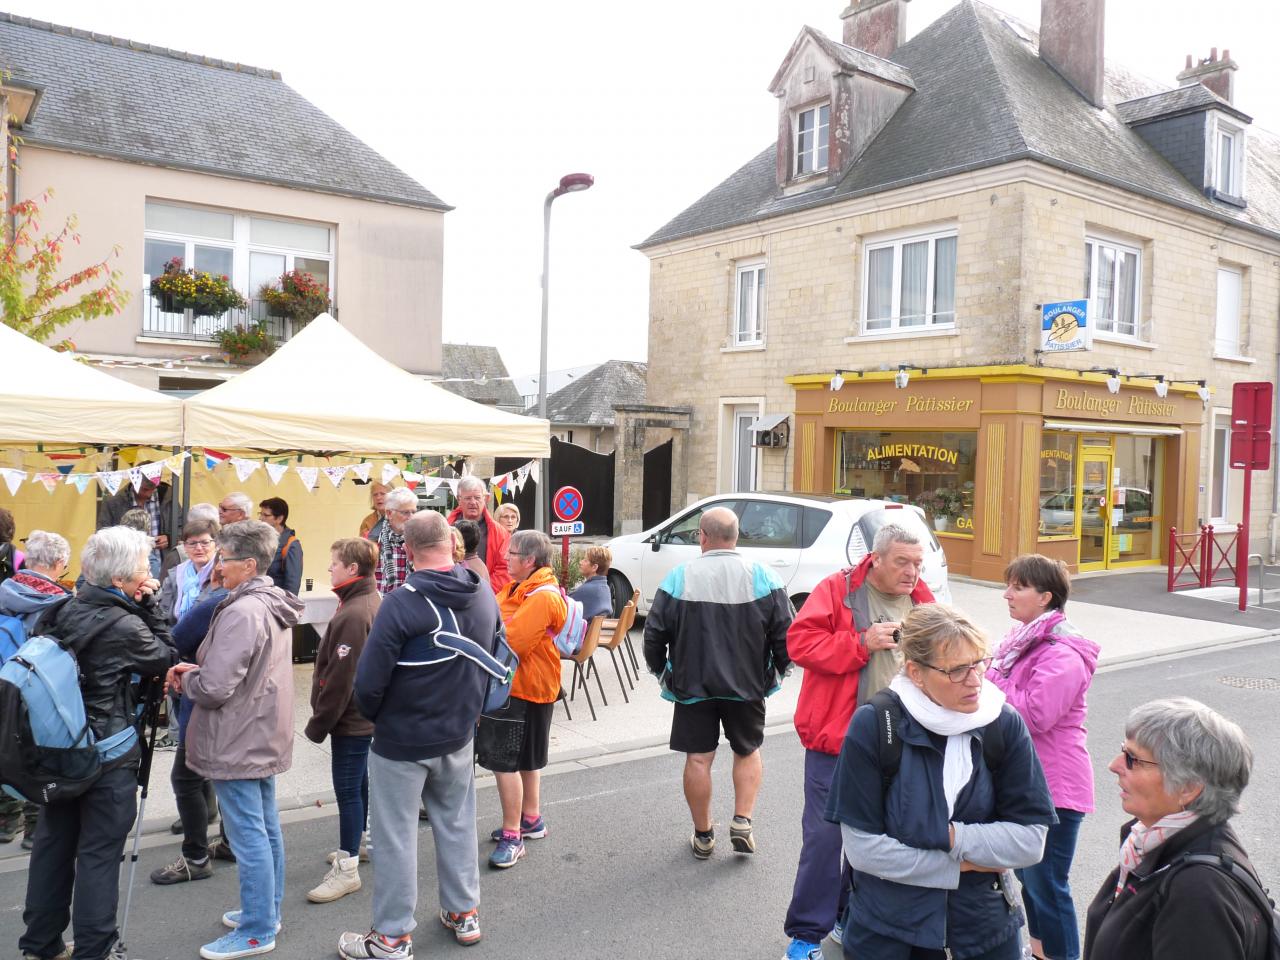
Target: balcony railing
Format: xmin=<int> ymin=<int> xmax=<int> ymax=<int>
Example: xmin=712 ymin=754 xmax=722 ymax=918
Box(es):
xmin=140 ymin=291 xmax=310 ymax=343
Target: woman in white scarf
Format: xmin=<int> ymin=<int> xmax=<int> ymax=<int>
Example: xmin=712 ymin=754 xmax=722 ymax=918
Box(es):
xmin=826 ymin=604 xmax=1055 ymax=960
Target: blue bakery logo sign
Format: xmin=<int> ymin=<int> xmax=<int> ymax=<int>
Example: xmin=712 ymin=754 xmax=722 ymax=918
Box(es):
xmin=1040 ymin=299 xmax=1091 ymax=353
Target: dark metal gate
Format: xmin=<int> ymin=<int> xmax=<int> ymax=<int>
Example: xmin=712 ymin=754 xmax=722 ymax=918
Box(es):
xmin=642 ymin=439 xmax=673 ymax=531
xmin=548 ymin=436 xmax=614 ymax=536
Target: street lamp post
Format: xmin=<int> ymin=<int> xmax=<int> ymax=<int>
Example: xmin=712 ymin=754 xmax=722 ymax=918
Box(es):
xmin=535 ymin=172 xmax=594 ymax=532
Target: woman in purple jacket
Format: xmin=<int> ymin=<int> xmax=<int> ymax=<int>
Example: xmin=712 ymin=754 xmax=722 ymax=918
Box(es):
xmin=990 ymin=554 xmax=1099 ymax=960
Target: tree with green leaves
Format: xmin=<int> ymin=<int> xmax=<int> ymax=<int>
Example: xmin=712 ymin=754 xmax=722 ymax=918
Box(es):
xmin=0 ymin=186 xmax=129 ymax=349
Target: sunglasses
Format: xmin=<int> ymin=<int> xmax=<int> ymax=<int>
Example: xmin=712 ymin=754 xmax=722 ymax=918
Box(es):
xmin=1119 ymin=745 xmax=1160 ymax=770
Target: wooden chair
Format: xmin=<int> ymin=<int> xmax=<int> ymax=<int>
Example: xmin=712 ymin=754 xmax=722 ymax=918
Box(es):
xmin=620 ymin=589 xmax=641 ymax=672
xmin=595 ymin=600 xmax=637 ymax=702
xmin=560 ymin=615 xmax=607 ymax=721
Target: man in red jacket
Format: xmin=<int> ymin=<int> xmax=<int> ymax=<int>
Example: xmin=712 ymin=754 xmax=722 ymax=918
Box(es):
xmin=446 ymin=478 xmax=510 ymax=593
xmin=781 ymin=523 xmax=934 ymax=960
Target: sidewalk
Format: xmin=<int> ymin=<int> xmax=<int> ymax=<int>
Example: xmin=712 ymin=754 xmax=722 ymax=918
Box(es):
xmin=3 ymin=571 xmax=1274 ymax=858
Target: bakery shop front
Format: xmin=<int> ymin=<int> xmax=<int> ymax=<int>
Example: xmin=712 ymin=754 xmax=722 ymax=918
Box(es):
xmin=786 ymin=366 xmax=1204 ymax=581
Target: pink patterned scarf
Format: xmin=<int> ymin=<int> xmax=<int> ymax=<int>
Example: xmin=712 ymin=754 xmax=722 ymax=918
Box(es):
xmin=1115 ymin=810 xmax=1200 ymax=894
xmin=995 ymin=609 xmax=1064 ymax=676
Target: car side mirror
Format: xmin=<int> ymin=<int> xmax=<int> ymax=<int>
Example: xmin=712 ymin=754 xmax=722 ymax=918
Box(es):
xmin=650 ymin=538 xmax=661 ymax=552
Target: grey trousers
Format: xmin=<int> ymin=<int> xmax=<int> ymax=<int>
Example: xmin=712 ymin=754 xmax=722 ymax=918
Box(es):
xmin=368 ymin=742 xmax=480 ymax=937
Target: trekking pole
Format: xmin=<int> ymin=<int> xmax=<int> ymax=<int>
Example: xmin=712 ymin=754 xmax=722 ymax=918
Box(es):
xmin=118 ymin=675 xmax=164 ymax=958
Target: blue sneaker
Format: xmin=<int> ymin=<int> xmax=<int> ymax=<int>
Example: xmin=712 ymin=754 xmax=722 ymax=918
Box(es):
xmin=199 ymin=930 xmax=275 ymax=960
xmin=783 ymin=939 xmax=824 ymax=960
xmin=830 ymin=920 xmax=844 ymax=946
xmin=221 ymin=911 xmax=282 ymax=935
xmin=488 ymin=815 xmax=547 ymax=842
xmin=488 ymin=834 xmax=526 ymax=869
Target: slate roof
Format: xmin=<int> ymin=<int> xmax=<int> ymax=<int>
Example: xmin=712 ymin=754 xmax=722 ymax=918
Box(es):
xmin=1115 ymin=83 xmax=1251 ymax=126
xmin=0 ymin=12 xmax=449 ymax=211
xmin=544 ymin=360 xmax=648 ymax=426
xmin=438 ymin=344 xmax=522 ymax=409
xmin=640 ymin=0 xmax=1280 ymax=248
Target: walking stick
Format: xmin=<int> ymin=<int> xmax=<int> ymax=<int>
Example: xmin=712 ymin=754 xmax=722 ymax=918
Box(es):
xmin=117 ymin=675 xmax=164 ymax=958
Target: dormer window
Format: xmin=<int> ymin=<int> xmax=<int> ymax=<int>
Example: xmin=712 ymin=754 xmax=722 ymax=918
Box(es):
xmin=1212 ymin=117 xmax=1245 ymax=198
xmin=795 ymin=103 xmax=830 ymax=177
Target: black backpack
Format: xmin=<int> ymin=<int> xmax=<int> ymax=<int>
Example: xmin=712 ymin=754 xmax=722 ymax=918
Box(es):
xmin=1156 ymin=853 xmax=1280 ymax=960
xmin=867 ymin=688 xmax=1005 ymax=796
xmin=0 ymin=542 xmax=15 ymax=586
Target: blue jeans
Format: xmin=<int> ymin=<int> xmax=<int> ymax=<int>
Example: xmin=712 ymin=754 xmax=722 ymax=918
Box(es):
xmin=213 ymin=777 xmax=284 ymax=942
xmin=331 ymin=734 xmax=372 ymax=856
xmin=1016 ymin=807 xmax=1085 ymax=960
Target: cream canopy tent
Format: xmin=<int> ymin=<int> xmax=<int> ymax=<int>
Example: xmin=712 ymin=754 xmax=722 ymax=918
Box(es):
xmin=0 ymin=321 xmax=184 ymax=445
xmin=182 ymin=314 xmax=550 ymax=457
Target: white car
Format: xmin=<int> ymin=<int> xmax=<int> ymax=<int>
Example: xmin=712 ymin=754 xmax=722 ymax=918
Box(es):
xmin=604 ymin=492 xmax=951 ymax=616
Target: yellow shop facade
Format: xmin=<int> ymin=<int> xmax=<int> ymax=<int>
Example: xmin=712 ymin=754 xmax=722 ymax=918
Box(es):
xmin=787 ymin=366 xmax=1204 ymax=581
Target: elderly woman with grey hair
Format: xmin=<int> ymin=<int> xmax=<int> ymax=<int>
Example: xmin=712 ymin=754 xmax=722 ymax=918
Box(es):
xmin=1083 ymin=697 xmax=1266 ymax=960
xmin=0 ymin=530 xmax=72 ymax=633
xmin=19 ymin=526 xmax=174 ymax=960
xmin=169 ymin=519 xmax=303 ymax=959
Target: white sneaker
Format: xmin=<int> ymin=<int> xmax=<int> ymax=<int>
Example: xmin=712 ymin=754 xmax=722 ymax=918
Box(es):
xmin=307 ymin=852 xmax=361 ymax=903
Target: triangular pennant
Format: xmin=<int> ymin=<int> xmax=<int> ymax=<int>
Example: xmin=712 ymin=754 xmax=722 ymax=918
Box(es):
xmin=129 ymin=468 xmax=145 ymax=493
xmin=264 ymin=462 xmax=289 ymax=485
xmin=0 ymin=468 xmax=26 ymax=496
xmin=55 ymin=464 xmax=75 ymax=476
xmin=528 ymin=461 xmax=541 ymax=486
xmin=140 ymin=461 xmax=165 ymax=483
xmin=231 ymin=458 xmax=261 ymax=483
xmin=204 ymin=449 xmax=232 ymax=472
xmin=69 ymin=474 xmax=93 ymax=494
xmin=443 ymin=478 xmax=460 ymax=497
xmin=421 ymin=477 xmax=444 ymax=497
xmin=401 ymin=470 xmax=423 ymax=492
xmin=98 ymin=471 xmax=124 ymax=496
xmin=351 ymin=462 xmax=372 ymax=483
xmin=36 ymin=472 xmax=60 ymax=494
xmin=296 ymin=466 xmax=320 ymax=491
xmin=381 ymin=463 xmax=400 ymax=485
xmin=322 ymin=465 xmax=349 ymax=489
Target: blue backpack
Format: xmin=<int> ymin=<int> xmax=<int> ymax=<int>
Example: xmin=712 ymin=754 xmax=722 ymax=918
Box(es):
xmin=0 ymin=632 xmax=139 ymax=804
xmin=533 ymin=585 xmax=587 ymax=656
xmin=0 ymin=614 xmax=23 ymax=664
xmin=402 ymin=584 xmax=518 ymax=715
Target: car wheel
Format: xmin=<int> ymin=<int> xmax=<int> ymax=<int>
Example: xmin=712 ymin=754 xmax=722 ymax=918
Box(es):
xmin=790 ymin=593 xmax=810 ymax=612
xmin=607 ymin=570 xmax=633 ymax=618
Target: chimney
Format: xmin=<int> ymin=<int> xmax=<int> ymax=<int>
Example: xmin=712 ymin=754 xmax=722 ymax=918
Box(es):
xmin=1038 ymin=0 xmax=1105 ymax=108
xmin=840 ymin=0 xmax=910 ymax=60
xmin=1177 ymin=48 xmax=1238 ymax=103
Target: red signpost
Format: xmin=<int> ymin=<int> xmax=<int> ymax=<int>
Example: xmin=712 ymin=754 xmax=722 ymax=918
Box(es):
xmin=1229 ymin=382 xmax=1273 ymax=610
xmin=551 ymin=485 xmax=584 ymax=588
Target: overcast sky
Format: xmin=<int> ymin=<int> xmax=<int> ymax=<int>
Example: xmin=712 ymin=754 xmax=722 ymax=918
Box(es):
xmin=22 ymin=1 xmax=1280 ymax=380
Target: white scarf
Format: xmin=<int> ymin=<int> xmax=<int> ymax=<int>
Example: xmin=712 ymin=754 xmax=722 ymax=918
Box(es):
xmin=1115 ymin=810 xmax=1200 ymax=894
xmin=889 ymin=673 xmax=1006 ymax=817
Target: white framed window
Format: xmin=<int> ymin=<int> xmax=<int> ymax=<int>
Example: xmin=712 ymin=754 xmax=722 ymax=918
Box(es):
xmin=1210 ymin=412 xmax=1231 ymax=523
xmin=734 ymin=260 xmax=766 ymax=346
xmin=1215 ymin=266 xmax=1243 ymax=356
xmin=862 ymin=227 xmax=958 ymax=333
xmin=794 ymin=103 xmax=830 ymax=177
xmin=1211 ymin=116 xmax=1246 ymax=197
xmin=1084 ymin=235 xmax=1142 ymax=339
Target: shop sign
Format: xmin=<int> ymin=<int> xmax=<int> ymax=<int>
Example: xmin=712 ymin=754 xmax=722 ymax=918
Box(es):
xmin=1047 ymin=386 xmax=1180 ymax=420
xmin=863 ymin=442 xmax=960 ymax=466
xmin=1041 ymin=299 xmax=1091 ymax=353
xmin=825 ymin=396 xmax=976 ymax=415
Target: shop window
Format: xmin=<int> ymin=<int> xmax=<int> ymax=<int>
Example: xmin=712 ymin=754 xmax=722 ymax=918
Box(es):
xmin=862 ymin=228 xmax=957 ymax=333
xmin=733 ymin=261 xmax=766 ymax=346
xmin=1112 ymin=435 xmax=1163 ymax=563
xmin=834 ymin=430 xmax=977 ymax=536
xmin=1215 ymin=266 xmax=1243 ymax=356
xmin=1084 ymin=236 xmax=1142 ymax=339
xmin=1039 ymin=431 xmax=1077 ymax=537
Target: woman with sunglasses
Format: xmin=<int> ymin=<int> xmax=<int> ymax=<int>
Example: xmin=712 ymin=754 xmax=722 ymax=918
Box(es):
xmin=989 ymin=554 xmax=1099 ymax=960
xmin=1083 ymin=698 xmax=1265 ymax=960
xmin=826 ymin=603 xmax=1056 ymax=960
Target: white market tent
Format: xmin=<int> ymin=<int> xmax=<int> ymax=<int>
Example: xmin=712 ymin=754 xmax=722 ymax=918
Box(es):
xmin=0 ymin=321 xmax=184 ymax=446
xmin=182 ymin=314 xmax=550 ymax=457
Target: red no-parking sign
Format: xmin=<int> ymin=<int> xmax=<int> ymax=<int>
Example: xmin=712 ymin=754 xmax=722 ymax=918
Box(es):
xmin=552 ymin=486 xmax=584 ymax=523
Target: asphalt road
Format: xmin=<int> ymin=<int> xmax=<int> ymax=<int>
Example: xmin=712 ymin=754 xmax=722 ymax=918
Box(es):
xmin=3 ymin=640 xmax=1280 ymax=960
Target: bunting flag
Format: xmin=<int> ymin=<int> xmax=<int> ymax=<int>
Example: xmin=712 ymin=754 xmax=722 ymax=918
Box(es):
xmin=322 ymin=465 xmax=349 ymax=489
xmin=69 ymin=474 xmax=93 ymax=494
xmin=401 ymin=470 xmax=423 ymax=491
xmin=48 ymin=453 xmax=85 ymax=476
xmin=231 ymin=458 xmax=261 ymax=483
xmin=296 ymin=466 xmax=320 ymax=491
xmin=421 ymin=477 xmax=444 ymax=497
xmin=98 ymin=471 xmax=124 ymax=496
xmin=35 ymin=472 xmax=61 ymax=494
xmin=515 ymin=464 xmax=531 ymax=492
xmin=204 ymin=449 xmax=232 ymax=472
xmin=0 ymin=468 xmax=26 ymax=496
xmin=141 ymin=461 xmax=165 ymax=484
xmin=351 ymin=462 xmax=372 ymax=483
xmin=443 ymin=478 xmax=460 ymax=498
xmin=264 ymin=461 xmax=289 ymax=486
xmin=381 ymin=463 xmax=400 ymax=485
xmin=528 ymin=461 xmax=541 ymax=487
xmin=129 ymin=468 xmax=145 ymax=493
xmin=163 ymin=454 xmax=186 ymax=478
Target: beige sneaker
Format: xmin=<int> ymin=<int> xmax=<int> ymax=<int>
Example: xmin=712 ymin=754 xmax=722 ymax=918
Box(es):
xmin=307 ymin=852 xmax=361 ymax=903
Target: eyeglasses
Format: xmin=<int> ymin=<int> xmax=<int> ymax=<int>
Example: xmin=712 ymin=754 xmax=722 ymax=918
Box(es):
xmin=1119 ymin=745 xmax=1160 ymax=770
xmin=217 ymin=556 xmax=253 ymax=564
xmin=915 ymin=657 xmax=993 ymax=683
xmin=389 ymin=508 xmax=415 ymax=517
xmin=184 ymin=539 xmax=215 ymax=549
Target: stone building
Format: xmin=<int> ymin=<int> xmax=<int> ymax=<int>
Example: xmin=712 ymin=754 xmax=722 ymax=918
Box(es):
xmin=638 ymin=0 xmax=1280 ymax=580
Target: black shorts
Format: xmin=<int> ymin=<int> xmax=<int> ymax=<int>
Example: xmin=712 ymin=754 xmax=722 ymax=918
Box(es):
xmin=475 ymin=696 xmax=555 ymax=774
xmin=670 ymin=698 xmax=766 ymax=756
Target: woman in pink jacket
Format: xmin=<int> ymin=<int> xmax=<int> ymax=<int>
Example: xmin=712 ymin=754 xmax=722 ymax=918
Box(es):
xmin=990 ymin=554 xmax=1099 ymax=960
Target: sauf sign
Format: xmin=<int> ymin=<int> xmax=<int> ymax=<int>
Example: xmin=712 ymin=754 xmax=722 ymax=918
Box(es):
xmin=1040 ymin=299 xmax=1091 ymax=353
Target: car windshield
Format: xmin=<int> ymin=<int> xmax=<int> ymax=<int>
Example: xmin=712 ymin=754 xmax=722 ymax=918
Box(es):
xmin=851 ymin=506 xmax=939 ymax=562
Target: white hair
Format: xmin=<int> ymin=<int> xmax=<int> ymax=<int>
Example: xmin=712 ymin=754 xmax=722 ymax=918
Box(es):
xmin=873 ymin=523 xmax=921 ymax=555
xmin=217 ymin=520 xmax=279 ymax=572
xmin=188 ymin=502 xmax=219 ymax=524
xmin=457 ymin=477 xmax=487 ymax=497
xmin=222 ymin=492 xmax=253 ymax=516
xmin=81 ymin=527 xmax=152 ymax=587
xmin=24 ymin=530 xmax=71 ymax=570
xmin=384 ymin=487 xmax=418 ymax=512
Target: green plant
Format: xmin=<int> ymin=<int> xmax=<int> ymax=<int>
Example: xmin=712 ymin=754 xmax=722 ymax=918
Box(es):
xmin=916 ymin=487 xmax=965 ymax=520
xmin=150 ymin=257 xmax=247 ymax=318
xmin=217 ymin=321 xmax=274 ymax=359
xmin=551 ymin=546 xmax=587 ymax=590
xmin=258 ymin=268 xmax=329 ymax=323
